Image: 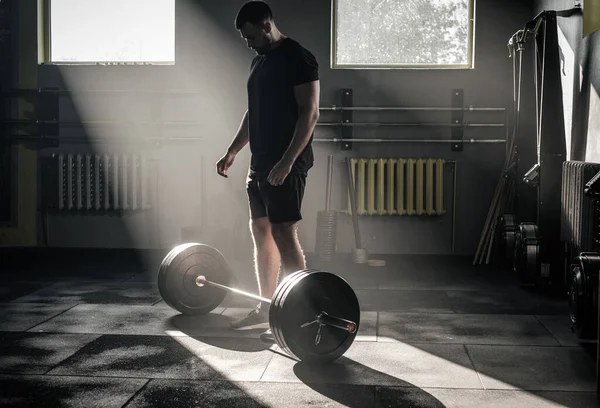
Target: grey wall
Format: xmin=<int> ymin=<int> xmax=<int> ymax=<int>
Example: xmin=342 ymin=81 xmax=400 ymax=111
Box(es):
xmin=534 ymin=0 xmax=600 ymax=163
xmin=34 ymin=0 xmax=537 ymax=259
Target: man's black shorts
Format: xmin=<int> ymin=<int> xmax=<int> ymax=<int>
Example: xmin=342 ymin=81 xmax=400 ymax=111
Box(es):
xmin=247 ymin=171 xmax=307 ymax=224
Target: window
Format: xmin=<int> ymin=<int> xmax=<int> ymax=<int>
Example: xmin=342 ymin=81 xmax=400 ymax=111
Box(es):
xmin=47 ymin=0 xmax=175 ymax=64
xmin=332 ymin=0 xmax=475 ymax=69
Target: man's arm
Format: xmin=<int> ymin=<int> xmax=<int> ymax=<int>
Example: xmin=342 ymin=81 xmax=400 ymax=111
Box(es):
xmin=280 ymin=80 xmax=320 ymax=166
xmin=227 ymin=110 xmax=249 ymax=155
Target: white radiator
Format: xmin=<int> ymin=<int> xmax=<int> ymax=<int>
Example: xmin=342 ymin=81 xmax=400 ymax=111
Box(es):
xmin=57 ymin=153 xmax=150 ymax=211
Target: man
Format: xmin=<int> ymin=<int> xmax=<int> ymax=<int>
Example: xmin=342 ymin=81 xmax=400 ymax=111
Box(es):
xmin=216 ymin=1 xmax=320 ymax=343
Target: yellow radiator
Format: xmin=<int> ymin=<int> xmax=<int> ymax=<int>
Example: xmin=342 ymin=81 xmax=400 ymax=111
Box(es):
xmin=347 ymin=158 xmax=446 ymax=216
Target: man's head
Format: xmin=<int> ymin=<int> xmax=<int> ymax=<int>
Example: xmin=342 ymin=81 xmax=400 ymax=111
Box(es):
xmin=235 ymin=1 xmax=278 ymax=55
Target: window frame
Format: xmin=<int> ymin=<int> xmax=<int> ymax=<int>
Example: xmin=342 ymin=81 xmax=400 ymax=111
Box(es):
xmin=38 ymin=0 xmax=176 ymax=66
xmin=330 ymin=0 xmax=476 ymax=70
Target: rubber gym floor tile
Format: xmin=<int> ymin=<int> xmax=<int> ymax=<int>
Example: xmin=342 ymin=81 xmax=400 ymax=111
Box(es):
xmin=535 ymin=314 xmax=596 ymax=347
xmin=377 ymin=312 xmax=559 ymax=345
xmin=169 ymin=308 xmax=270 ymax=339
xmin=0 ymin=302 xmax=77 ymax=332
xmin=375 ymin=388 xmax=599 ymax=408
xmin=0 ymin=332 xmax=100 ymax=374
xmin=260 ymin=341 xmax=483 ymax=389
xmin=378 ymin=276 xmax=517 ymax=291
xmin=27 ymin=303 xmax=224 ymax=336
xmin=123 ymin=380 xmax=376 ymax=408
xmin=466 ymin=344 xmax=597 ymax=392
xmin=0 ymin=282 xmax=53 ymax=302
xmin=355 ymin=311 xmax=377 ymax=342
xmin=48 ymin=334 xmax=275 ymax=381
xmin=10 ymin=281 xmax=161 ymax=305
xmin=0 ymin=374 xmax=147 ymax=408
xmin=356 ymin=289 xmax=455 ymax=313
xmin=445 ymin=290 xmax=570 ymax=315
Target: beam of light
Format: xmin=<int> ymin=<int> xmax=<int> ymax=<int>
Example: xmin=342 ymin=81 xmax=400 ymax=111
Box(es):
xmin=164 ymin=329 xmax=278 ymax=375
xmin=50 ymin=1 xmax=253 ymax=259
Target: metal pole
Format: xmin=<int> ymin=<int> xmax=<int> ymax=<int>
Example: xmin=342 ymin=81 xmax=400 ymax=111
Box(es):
xmin=314 ymin=138 xmax=506 ymax=144
xmin=316 ymin=122 xmax=505 ymax=127
xmin=325 ymin=155 xmax=334 ymax=212
xmin=7 ymin=136 xmax=508 ymax=145
xmin=0 ymin=120 xmax=506 ymax=128
xmin=345 ymin=158 xmax=362 ymax=250
xmin=452 ymin=161 xmax=458 ymax=254
xmin=320 ymin=106 xmax=505 ymax=112
xmin=196 ymin=276 xmax=272 ymax=304
xmin=0 ymin=89 xmax=505 ymax=112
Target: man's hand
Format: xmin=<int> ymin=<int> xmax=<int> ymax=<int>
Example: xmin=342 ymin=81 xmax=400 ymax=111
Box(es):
xmin=267 ymin=159 xmax=293 ymax=186
xmin=216 ymin=152 xmax=236 ymax=178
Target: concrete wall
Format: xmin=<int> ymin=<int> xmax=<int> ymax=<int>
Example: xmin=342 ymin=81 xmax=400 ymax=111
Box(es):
xmin=7 ymin=0 xmax=540 ymax=260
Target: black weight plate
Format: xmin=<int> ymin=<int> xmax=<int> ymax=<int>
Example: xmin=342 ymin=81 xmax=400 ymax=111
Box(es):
xmin=270 ymin=271 xmax=309 ymax=352
xmin=272 ymin=271 xmax=360 ymax=363
xmin=271 ymin=269 xmax=324 ymax=349
xmin=270 ymin=269 xmax=321 ymax=345
xmin=513 ymin=223 xmax=540 ymax=285
xmin=569 ymin=264 xmax=586 ymax=336
xmin=157 ymin=243 xmax=232 ymax=315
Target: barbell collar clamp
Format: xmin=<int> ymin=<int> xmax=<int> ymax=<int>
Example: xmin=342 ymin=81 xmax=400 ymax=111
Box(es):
xmin=316 ymin=311 xmax=358 ymax=334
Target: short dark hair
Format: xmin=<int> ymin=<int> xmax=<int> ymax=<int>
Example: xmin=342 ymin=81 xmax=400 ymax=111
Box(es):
xmin=235 ymin=1 xmax=273 ymax=30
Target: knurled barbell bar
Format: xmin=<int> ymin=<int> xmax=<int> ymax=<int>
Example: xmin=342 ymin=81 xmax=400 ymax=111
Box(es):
xmin=157 ymin=242 xmax=361 ymax=363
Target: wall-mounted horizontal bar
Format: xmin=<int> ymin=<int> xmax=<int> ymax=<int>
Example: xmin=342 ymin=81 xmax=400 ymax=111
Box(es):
xmin=317 ymin=122 xmax=504 ymax=127
xmin=321 ymin=106 xmax=505 ymax=112
xmin=0 ymin=89 xmax=503 ymax=109
xmin=0 ymin=89 xmax=505 ymax=112
xmin=8 ymin=135 xmax=506 ymax=147
xmin=313 ymin=138 xmax=506 ymax=144
xmin=1 ymin=120 xmax=504 ymax=128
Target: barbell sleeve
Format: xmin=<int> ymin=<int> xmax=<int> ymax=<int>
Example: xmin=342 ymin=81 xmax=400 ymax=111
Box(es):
xmin=196 ymin=276 xmax=272 ymax=305
xmin=317 ymin=311 xmax=358 ymax=333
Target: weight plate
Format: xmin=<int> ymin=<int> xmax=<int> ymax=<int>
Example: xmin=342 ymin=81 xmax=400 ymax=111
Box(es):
xmin=270 ymin=270 xmax=311 ymax=352
xmin=271 ymin=271 xmax=360 ymax=363
xmin=513 ymin=223 xmax=540 ymax=285
xmin=157 ymin=242 xmax=232 ymax=315
xmin=495 ymin=214 xmax=517 ymax=266
xmin=570 ymin=255 xmax=600 ymax=339
xmin=569 ymin=264 xmax=586 ymax=336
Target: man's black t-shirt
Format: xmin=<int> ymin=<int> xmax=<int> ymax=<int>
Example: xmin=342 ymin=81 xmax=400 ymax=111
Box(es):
xmin=246 ymin=38 xmax=319 ymax=175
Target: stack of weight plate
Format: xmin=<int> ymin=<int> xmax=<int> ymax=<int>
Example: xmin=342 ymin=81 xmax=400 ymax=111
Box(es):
xmin=315 ymin=210 xmax=337 ymax=262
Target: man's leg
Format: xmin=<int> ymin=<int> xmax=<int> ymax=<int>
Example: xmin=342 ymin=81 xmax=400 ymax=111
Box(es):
xmin=230 ymin=174 xmax=281 ymax=330
xmin=258 ymin=172 xmax=308 ymax=342
xmin=265 ymin=172 xmax=308 ymax=278
xmin=271 ymin=221 xmax=306 ymax=277
xmin=250 ymin=216 xmax=281 ymax=300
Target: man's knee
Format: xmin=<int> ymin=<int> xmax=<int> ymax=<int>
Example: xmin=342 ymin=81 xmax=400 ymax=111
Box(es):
xmin=250 ymin=217 xmax=271 ymax=239
xmin=271 ymin=222 xmax=297 ymax=246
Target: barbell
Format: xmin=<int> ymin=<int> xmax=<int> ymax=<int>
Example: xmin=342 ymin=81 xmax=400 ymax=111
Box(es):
xmin=157 ymin=242 xmax=361 ymax=363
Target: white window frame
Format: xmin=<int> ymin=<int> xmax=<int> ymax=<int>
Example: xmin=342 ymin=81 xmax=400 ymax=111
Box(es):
xmin=39 ymin=0 xmax=176 ymax=66
xmin=330 ymin=0 xmax=476 ymax=69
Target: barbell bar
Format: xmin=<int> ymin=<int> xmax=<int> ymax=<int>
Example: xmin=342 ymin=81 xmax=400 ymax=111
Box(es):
xmin=157 ymin=242 xmax=361 ymax=363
